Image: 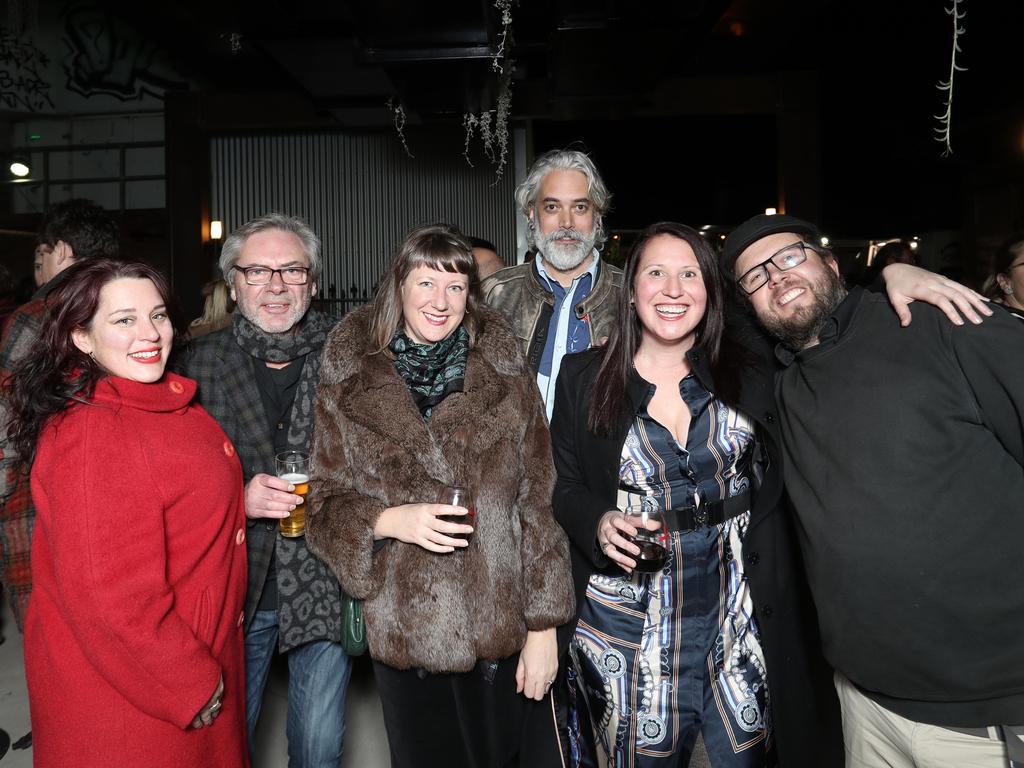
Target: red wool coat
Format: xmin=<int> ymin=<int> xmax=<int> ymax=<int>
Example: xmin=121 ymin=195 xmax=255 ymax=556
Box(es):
xmin=26 ymin=373 xmax=249 ymax=768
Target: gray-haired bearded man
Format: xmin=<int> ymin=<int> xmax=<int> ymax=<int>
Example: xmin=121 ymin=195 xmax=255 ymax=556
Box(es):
xmin=482 ymin=148 xmax=622 ymax=418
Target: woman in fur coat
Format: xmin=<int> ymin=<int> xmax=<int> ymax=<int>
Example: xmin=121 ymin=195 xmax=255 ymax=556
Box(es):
xmin=307 ymin=223 xmax=575 ymax=768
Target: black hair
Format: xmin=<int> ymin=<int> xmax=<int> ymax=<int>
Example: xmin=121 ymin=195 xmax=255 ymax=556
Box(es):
xmin=37 ymin=198 xmax=120 ymax=262
xmin=467 ymin=236 xmax=498 ymax=252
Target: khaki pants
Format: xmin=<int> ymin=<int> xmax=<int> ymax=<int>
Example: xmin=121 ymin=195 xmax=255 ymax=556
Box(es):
xmin=834 ymin=672 xmax=1008 ymax=768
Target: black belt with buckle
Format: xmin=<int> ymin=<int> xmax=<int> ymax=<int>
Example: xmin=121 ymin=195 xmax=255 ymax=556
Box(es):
xmin=662 ymin=489 xmax=751 ymax=533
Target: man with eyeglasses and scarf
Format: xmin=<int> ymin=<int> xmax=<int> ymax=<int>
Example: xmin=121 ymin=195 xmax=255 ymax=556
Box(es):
xmin=185 ymin=213 xmax=350 ymax=768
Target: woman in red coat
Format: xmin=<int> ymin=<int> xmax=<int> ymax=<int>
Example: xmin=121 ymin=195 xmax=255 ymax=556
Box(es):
xmin=4 ymin=259 xmax=248 ymax=767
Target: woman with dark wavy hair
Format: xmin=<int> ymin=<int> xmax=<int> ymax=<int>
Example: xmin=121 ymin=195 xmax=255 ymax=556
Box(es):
xmin=4 ymin=258 xmax=248 ymax=767
xmin=550 ymin=222 xmax=843 ymax=768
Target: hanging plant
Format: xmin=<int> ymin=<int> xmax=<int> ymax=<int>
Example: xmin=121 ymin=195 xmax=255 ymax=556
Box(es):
xmin=934 ymin=0 xmax=966 ymax=157
xmin=461 ymin=66 xmax=514 ymax=182
xmin=460 ymin=1 xmax=517 ymax=181
xmin=492 ymin=0 xmax=514 ymax=73
xmin=386 ymin=97 xmax=414 ymax=158
xmin=491 ymin=66 xmax=513 ymax=181
xmin=478 ymin=111 xmax=494 ymax=162
xmin=462 ymin=113 xmax=479 ymax=166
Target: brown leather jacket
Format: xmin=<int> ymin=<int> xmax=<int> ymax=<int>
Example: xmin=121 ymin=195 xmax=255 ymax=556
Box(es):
xmin=480 ymin=257 xmax=624 ymax=372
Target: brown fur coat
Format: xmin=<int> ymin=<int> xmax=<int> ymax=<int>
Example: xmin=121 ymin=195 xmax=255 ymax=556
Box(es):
xmin=307 ymin=305 xmax=574 ymax=673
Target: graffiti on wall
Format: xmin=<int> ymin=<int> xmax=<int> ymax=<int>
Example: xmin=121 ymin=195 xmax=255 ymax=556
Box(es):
xmin=0 ymin=28 xmax=55 ymax=111
xmin=63 ymin=4 xmax=186 ymax=101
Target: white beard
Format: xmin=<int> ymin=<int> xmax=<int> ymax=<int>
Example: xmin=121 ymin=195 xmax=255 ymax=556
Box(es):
xmin=537 ymin=228 xmax=596 ymax=271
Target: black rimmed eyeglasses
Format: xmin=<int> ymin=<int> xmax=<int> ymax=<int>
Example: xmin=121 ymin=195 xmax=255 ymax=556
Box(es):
xmin=737 ymin=240 xmax=826 ymax=295
xmin=234 ymin=265 xmax=310 ymax=285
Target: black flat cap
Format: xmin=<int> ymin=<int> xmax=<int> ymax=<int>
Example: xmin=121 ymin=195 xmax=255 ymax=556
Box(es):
xmin=721 ymin=213 xmax=822 ymax=279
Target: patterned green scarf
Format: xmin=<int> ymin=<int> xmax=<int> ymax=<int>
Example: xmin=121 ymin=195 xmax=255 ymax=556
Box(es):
xmin=390 ymin=325 xmax=469 ymax=420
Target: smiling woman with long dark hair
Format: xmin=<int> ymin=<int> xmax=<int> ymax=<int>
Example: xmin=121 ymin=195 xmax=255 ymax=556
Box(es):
xmin=550 ymin=222 xmax=843 ymax=768
xmin=4 ymin=258 xmax=248 ymax=768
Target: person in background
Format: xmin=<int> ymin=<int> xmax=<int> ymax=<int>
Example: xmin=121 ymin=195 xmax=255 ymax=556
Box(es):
xmin=482 ymin=149 xmax=622 ymax=417
xmin=0 ymin=265 xmax=16 ymax=331
xmin=31 ymin=244 xmax=45 ymax=289
xmin=468 ymin=236 xmax=504 ymax=280
xmin=551 ymin=222 xmax=843 ymax=767
xmin=859 ymin=240 xmax=916 ymax=287
xmin=983 ymin=232 xmax=1024 ymax=321
xmin=189 ymin=279 xmax=236 ymax=338
xmin=307 ymin=223 xmax=574 ymax=768
xmin=0 ymin=198 xmax=119 ymax=630
xmin=3 ymin=259 xmax=248 ymax=767
xmin=184 ymin=213 xmax=351 ymax=768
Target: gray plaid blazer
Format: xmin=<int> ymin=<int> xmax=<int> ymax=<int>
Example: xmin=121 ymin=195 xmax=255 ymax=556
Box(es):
xmin=183 ymin=327 xmax=291 ymax=629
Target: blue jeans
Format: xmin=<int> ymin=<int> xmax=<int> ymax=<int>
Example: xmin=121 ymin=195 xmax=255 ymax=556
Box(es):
xmin=245 ymin=609 xmax=353 ymax=768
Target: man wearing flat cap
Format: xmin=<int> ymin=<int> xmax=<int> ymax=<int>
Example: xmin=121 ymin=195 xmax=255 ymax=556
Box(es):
xmin=723 ymin=213 xmax=1024 ymax=767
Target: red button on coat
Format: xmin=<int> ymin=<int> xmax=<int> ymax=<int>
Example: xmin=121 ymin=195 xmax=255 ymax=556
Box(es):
xmin=237 ymin=611 xmax=244 ymax=628
xmin=168 ymin=380 xmax=185 ymax=394
xmin=235 ymin=528 xmax=245 ymax=546
xmin=223 ymin=441 xmax=235 ymax=457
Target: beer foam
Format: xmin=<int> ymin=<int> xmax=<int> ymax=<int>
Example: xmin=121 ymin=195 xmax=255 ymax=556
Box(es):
xmin=280 ymin=473 xmax=309 ymax=484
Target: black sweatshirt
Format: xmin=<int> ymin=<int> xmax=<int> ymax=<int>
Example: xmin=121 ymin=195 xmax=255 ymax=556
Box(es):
xmin=774 ymin=287 xmax=1024 ymax=727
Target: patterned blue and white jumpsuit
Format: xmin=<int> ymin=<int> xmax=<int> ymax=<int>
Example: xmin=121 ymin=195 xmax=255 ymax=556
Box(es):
xmin=567 ymin=374 xmax=772 ymax=768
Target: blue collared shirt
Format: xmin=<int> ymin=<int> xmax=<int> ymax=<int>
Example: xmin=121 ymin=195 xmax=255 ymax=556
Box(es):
xmin=535 ymin=251 xmax=600 ymax=418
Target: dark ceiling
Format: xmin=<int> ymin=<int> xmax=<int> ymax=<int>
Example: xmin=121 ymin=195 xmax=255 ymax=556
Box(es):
xmin=95 ymin=0 xmax=1024 ymax=241
xmin=98 ymin=0 xmax=1024 ymax=162
xmin=102 ymin=0 xmax=842 ymax=125
xmin=93 ymin=0 xmax=1024 ymax=139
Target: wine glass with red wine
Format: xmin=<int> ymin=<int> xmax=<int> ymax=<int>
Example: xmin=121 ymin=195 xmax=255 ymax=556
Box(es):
xmin=623 ymin=503 xmax=668 ymax=573
xmin=437 ymin=486 xmax=476 ymax=541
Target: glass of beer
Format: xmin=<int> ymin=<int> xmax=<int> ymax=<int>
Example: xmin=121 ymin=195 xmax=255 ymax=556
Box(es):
xmin=275 ymin=451 xmax=310 ymax=538
xmin=622 ymin=503 xmax=668 ymax=573
xmin=437 ymin=486 xmax=475 ymax=541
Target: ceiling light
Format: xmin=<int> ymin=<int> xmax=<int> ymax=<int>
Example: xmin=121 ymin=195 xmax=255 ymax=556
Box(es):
xmin=9 ymin=158 xmax=30 ymax=177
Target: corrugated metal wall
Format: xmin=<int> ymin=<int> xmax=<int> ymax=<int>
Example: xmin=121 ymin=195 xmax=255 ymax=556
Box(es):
xmin=210 ymin=132 xmax=517 ymax=306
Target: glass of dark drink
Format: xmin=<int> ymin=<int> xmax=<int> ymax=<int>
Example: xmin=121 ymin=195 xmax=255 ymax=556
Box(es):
xmin=437 ymin=486 xmax=476 ymax=541
xmin=623 ymin=503 xmax=668 ymax=573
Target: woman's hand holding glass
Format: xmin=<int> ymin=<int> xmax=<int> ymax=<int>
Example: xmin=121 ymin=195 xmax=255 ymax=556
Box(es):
xmin=373 ymin=502 xmax=473 ymax=553
xmin=596 ymin=509 xmax=642 ymax=572
xmin=597 ymin=505 xmax=666 ymax=574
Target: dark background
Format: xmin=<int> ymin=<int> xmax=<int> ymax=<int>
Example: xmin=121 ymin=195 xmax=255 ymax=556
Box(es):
xmin=1 ymin=0 xmax=1022 ymax=310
